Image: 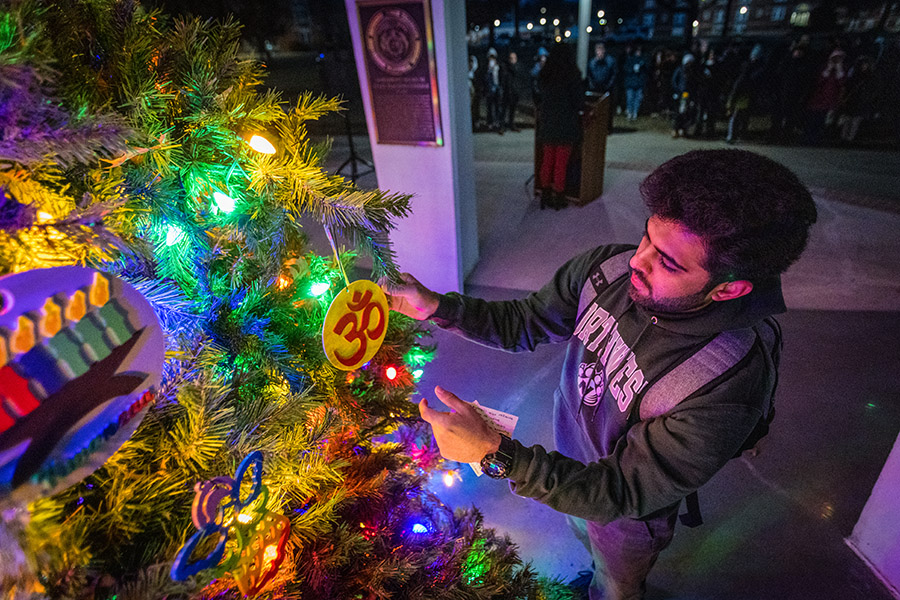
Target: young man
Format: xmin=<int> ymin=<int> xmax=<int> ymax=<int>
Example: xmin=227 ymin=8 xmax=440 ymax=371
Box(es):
xmin=384 ymin=150 xmax=817 ymax=600
xmin=588 ymin=42 xmax=617 ymax=95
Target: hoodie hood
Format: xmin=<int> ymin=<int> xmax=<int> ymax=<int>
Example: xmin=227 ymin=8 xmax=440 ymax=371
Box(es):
xmin=635 ymin=275 xmax=786 ymax=337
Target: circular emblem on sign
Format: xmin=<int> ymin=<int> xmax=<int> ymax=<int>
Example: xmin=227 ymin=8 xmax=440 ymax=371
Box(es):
xmin=322 ymin=279 xmax=389 ymax=371
xmin=365 ymin=8 xmax=423 ymax=75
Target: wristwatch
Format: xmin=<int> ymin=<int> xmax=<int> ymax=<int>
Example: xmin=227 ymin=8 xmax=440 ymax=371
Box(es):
xmin=480 ymin=435 xmax=515 ymax=479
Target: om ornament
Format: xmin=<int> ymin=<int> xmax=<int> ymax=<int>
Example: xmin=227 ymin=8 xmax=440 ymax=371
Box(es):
xmin=322 ymin=279 xmax=389 ymax=371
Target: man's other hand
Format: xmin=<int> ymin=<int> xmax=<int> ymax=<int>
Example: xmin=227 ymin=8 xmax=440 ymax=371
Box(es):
xmin=418 ymin=386 xmax=502 ymax=463
xmin=380 ymin=273 xmax=440 ymax=321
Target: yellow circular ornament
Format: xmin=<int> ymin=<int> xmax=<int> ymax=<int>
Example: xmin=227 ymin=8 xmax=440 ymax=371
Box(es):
xmin=322 ymin=279 xmax=389 ymax=371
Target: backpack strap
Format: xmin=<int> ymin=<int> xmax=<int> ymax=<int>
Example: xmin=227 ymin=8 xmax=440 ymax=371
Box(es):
xmin=599 ymin=250 xmax=633 ymax=284
xmin=579 ymin=249 xmax=636 ymax=314
xmin=753 ymin=317 xmax=782 ymax=421
xmin=638 ymin=320 xmax=780 ymax=528
xmin=639 ymin=328 xmax=757 ymax=529
xmin=639 ymin=328 xmax=758 ymax=420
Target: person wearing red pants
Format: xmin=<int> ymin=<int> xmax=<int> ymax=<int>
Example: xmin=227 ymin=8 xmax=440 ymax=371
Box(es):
xmin=536 ymin=45 xmax=584 ymax=210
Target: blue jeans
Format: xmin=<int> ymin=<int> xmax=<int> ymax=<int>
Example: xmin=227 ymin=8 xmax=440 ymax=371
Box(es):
xmin=567 ymin=507 xmax=678 ymax=600
xmin=626 ymin=88 xmax=644 ymax=118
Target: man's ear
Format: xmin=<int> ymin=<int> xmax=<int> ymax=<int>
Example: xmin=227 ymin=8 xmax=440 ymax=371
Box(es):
xmin=708 ymin=280 xmax=753 ymax=302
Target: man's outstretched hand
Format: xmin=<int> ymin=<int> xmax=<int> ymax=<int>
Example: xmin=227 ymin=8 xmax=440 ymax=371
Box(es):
xmin=380 ymin=273 xmax=440 ymax=321
xmin=418 ymin=386 xmax=502 ymax=463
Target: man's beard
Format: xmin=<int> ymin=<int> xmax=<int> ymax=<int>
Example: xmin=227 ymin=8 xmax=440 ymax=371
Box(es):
xmin=628 ymin=270 xmax=714 ymax=313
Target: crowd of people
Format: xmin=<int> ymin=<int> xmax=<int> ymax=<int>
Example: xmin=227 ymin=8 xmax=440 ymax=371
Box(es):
xmin=469 ymin=34 xmax=900 ymax=147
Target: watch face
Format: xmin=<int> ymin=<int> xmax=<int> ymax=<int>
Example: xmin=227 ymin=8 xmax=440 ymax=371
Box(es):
xmin=481 ymin=456 xmax=508 ymax=479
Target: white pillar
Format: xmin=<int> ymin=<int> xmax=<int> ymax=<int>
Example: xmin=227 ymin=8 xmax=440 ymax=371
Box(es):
xmin=576 ymin=0 xmax=591 ymax=77
xmin=847 ymin=431 xmax=900 ymax=597
xmin=344 ymin=0 xmax=478 ymax=293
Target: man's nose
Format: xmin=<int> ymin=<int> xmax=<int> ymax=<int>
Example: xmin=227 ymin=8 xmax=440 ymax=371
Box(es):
xmin=630 ymin=247 xmax=652 ymax=274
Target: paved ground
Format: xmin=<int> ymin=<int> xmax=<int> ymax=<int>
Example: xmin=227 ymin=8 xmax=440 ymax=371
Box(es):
xmin=314 ymin=113 xmax=900 ymax=599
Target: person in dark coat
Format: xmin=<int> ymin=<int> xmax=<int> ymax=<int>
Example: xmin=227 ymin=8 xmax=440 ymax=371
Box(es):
xmin=484 ymin=47 xmax=504 ymax=133
xmin=769 ymin=39 xmax=817 ymax=143
xmin=649 ymin=48 xmax=677 ymax=115
xmin=694 ymin=47 xmax=724 ymax=137
xmin=671 ymin=53 xmax=700 ymax=137
xmin=468 ymin=54 xmax=482 ymax=132
xmin=587 ymin=42 xmax=617 ymax=94
xmin=839 ymin=54 xmax=878 ymax=142
xmin=726 ymin=44 xmax=767 ymax=144
xmin=536 ymin=44 xmax=584 ymax=210
xmin=588 ymin=42 xmax=617 ymax=132
xmin=502 ymin=51 xmax=523 ymax=132
xmin=805 ymin=48 xmax=848 ymax=144
xmin=623 ymin=46 xmax=648 ymax=121
xmin=530 ymin=46 xmax=549 ymax=106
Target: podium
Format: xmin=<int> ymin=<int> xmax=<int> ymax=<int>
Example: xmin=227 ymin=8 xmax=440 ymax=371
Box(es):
xmin=534 ymin=92 xmax=610 ymax=206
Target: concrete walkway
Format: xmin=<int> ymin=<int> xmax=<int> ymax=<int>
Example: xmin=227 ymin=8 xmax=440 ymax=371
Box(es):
xmin=321 ymin=125 xmax=900 ymax=599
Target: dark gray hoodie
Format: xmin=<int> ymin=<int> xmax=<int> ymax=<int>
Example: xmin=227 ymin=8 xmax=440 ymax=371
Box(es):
xmin=431 ymin=244 xmax=783 ymax=525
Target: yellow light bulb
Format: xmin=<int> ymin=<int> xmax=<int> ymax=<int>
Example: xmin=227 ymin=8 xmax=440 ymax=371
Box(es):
xmin=264 ymin=544 xmax=279 ymax=561
xmin=248 ymin=135 xmax=276 ymax=154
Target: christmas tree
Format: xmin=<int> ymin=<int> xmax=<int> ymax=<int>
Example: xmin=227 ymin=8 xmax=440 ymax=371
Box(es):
xmin=0 ymin=2 xmax=575 ymax=598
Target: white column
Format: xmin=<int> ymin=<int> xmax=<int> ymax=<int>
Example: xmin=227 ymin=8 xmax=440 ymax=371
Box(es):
xmin=847 ymin=431 xmax=900 ymax=597
xmin=576 ymin=0 xmax=591 ymax=76
xmin=344 ymin=0 xmax=478 ymax=293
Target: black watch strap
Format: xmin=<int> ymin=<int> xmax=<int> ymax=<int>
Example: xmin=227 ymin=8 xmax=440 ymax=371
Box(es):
xmin=480 ymin=435 xmax=515 ymax=479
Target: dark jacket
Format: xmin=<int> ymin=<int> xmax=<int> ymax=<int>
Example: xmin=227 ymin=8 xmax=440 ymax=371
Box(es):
xmin=623 ymin=54 xmax=648 ymax=90
xmin=775 ymin=51 xmax=817 ymax=111
xmin=729 ymin=58 xmax=768 ymax=112
xmin=536 ymin=77 xmax=584 ymax=144
xmin=502 ymin=61 xmax=522 ymax=102
xmin=841 ymin=67 xmax=878 ymax=116
xmin=431 ymin=245 xmax=781 ymax=524
xmin=588 ymin=55 xmax=617 ymax=93
xmin=671 ymin=60 xmax=700 ymax=99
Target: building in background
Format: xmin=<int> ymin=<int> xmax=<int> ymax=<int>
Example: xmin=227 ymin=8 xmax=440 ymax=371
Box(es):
xmin=636 ymin=0 xmax=900 ymax=42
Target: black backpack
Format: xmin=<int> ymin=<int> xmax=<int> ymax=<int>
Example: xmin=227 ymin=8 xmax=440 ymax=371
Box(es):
xmin=598 ymin=251 xmax=783 ymax=526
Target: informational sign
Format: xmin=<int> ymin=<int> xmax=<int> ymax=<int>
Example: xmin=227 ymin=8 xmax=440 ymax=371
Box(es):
xmin=356 ymin=0 xmax=443 ymax=146
xmin=322 ymin=279 xmax=389 ymax=371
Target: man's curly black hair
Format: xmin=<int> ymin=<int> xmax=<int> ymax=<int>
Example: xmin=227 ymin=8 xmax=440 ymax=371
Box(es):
xmin=640 ymin=149 xmax=818 ymax=283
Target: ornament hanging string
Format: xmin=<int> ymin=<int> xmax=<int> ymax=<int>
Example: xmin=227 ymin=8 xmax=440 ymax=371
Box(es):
xmin=323 ymin=223 xmax=351 ymax=290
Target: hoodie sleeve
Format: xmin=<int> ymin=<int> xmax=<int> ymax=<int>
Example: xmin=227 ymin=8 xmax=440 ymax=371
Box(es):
xmin=429 ymin=246 xmax=620 ymax=352
xmin=506 ymin=351 xmax=769 ymax=523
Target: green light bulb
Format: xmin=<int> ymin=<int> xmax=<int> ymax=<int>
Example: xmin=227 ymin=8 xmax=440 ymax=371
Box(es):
xmin=212 ymin=191 xmax=236 ymax=213
xmin=310 ymin=282 xmax=330 ymax=296
xmin=165 ymin=224 xmax=185 ymax=246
